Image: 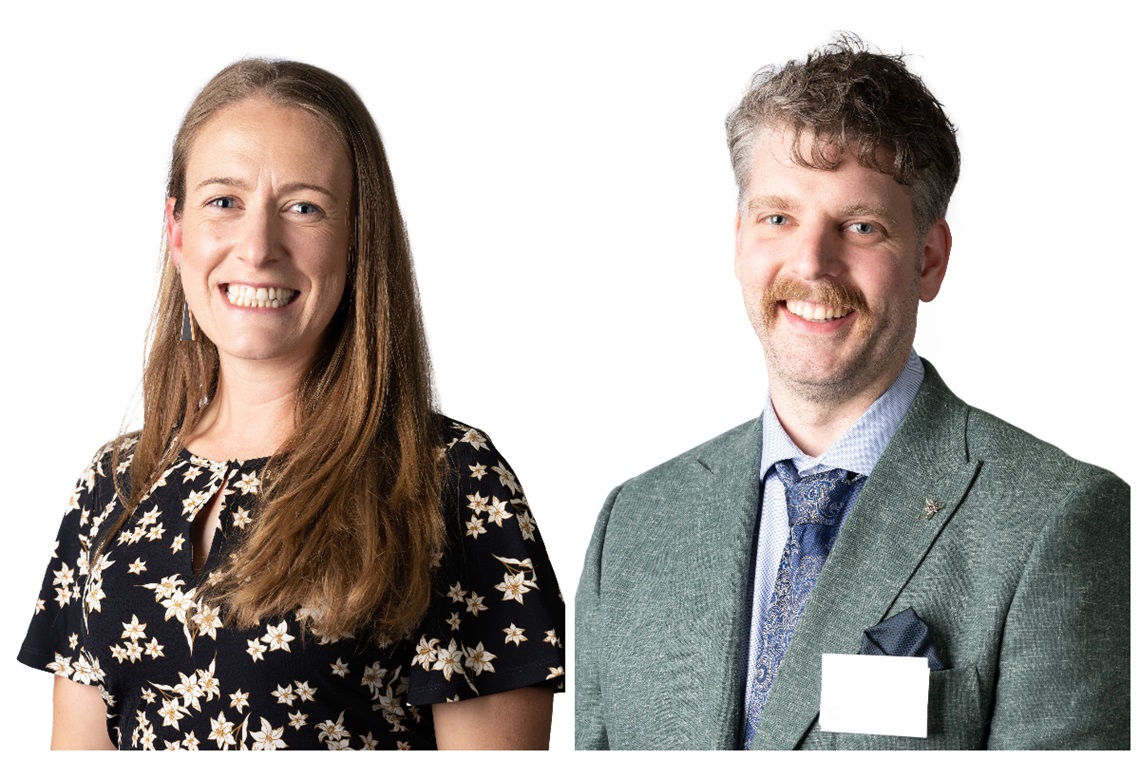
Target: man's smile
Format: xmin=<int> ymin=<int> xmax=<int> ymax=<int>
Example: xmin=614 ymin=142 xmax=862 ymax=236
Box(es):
xmin=783 ymin=299 xmax=854 ymax=323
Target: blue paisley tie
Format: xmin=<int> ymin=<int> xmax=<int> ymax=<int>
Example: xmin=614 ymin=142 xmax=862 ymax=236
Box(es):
xmin=742 ymin=462 xmax=866 ymax=747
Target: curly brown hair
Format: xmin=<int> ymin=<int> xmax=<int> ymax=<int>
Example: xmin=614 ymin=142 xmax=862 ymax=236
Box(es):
xmin=726 ymin=33 xmax=960 ymax=236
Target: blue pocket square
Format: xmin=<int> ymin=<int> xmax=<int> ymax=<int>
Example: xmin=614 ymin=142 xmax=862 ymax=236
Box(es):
xmin=860 ymin=607 xmax=945 ymax=671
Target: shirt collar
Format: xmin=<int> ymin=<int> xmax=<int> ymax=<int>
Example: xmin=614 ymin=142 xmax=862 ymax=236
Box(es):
xmin=760 ymin=349 xmax=925 ymax=478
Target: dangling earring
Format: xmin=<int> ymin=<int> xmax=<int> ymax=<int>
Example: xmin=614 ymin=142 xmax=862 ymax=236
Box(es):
xmin=176 ymin=265 xmax=196 ymax=341
xmin=181 ymin=301 xmax=197 ymax=341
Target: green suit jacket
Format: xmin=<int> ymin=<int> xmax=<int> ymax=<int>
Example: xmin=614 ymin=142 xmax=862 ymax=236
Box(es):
xmin=575 ymin=364 xmax=1130 ymax=749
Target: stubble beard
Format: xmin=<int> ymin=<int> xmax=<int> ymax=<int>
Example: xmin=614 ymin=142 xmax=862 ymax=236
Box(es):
xmin=746 ymin=274 xmax=913 ymax=406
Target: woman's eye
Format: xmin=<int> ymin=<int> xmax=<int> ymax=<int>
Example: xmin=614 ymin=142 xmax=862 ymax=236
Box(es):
xmin=291 ymin=202 xmax=321 ymax=215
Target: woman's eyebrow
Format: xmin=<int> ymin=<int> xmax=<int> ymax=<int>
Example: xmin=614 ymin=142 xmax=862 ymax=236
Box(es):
xmin=193 ymin=177 xmax=340 ymax=202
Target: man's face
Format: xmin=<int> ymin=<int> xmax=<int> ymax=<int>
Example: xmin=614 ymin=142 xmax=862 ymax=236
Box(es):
xmin=734 ymin=127 xmax=949 ymax=406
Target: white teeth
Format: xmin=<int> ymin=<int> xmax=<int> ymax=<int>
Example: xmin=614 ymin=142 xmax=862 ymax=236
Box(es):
xmin=786 ymin=299 xmax=852 ymax=322
xmin=225 ymin=284 xmax=298 ymax=309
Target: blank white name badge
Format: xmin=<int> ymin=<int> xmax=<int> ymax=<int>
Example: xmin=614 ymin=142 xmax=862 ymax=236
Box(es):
xmin=820 ymin=653 xmax=929 ymax=738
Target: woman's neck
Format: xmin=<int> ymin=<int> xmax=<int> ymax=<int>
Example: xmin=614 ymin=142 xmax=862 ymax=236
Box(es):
xmin=181 ymin=359 xmax=306 ymax=461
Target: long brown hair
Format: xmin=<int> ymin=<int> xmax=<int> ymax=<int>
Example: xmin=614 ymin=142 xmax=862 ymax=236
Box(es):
xmin=105 ymin=59 xmax=443 ymax=643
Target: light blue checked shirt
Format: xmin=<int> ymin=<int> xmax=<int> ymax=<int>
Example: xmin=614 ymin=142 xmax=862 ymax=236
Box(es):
xmin=742 ymin=349 xmax=926 ymax=723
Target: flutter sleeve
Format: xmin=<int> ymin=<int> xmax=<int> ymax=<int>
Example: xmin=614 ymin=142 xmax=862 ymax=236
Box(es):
xmin=407 ymin=420 xmax=565 ymax=704
xmin=18 ymin=443 xmax=119 ymax=690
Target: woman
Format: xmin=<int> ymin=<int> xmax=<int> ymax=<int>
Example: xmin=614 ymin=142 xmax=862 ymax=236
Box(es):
xmin=19 ymin=59 xmax=564 ymax=750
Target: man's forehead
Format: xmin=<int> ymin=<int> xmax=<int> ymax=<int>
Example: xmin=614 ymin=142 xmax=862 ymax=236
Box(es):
xmin=754 ymin=123 xmax=896 ymax=177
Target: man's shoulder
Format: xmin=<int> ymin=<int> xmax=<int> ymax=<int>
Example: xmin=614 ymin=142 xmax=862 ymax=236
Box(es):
xmin=610 ymin=417 xmax=761 ymax=505
xmin=963 ymin=404 xmax=1126 ymax=490
xmin=915 ymin=366 xmax=1127 ymax=491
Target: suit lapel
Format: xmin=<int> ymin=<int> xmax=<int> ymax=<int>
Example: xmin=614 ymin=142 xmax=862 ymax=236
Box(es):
xmin=748 ymin=365 xmax=981 ymax=749
xmin=677 ymin=417 xmax=766 ymax=748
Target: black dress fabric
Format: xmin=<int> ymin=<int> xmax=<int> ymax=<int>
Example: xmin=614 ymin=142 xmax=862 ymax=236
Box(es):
xmin=19 ymin=417 xmax=564 ymax=750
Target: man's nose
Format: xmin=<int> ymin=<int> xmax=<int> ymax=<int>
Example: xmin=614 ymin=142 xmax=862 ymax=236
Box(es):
xmin=789 ymin=225 xmax=843 ymax=280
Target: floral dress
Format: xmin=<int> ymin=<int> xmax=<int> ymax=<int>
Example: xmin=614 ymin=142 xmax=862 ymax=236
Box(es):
xmin=19 ymin=418 xmax=565 ymax=750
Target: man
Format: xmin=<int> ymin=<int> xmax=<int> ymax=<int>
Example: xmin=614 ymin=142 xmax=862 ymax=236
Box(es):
xmin=575 ymin=36 xmax=1129 ymax=750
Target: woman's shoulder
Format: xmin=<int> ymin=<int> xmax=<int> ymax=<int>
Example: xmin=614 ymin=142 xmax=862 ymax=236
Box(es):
xmin=75 ymin=432 xmax=142 ymax=487
xmin=436 ymin=416 xmax=519 ymax=475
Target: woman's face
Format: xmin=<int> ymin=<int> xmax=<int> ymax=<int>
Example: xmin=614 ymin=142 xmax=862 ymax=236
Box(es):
xmin=167 ymin=96 xmax=354 ymax=373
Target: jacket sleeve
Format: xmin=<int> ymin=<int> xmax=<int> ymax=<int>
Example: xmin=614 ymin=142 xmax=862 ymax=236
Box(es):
xmin=987 ymin=471 xmax=1129 ymax=749
xmin=574 ymin=484 xmax=623 ymax=750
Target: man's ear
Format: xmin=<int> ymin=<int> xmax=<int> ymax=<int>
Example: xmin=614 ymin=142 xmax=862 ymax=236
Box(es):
xmin=919 ymin=218 xmax=951 ymax=302
xmin=733 ymin=210 xmax=744 ymax=279
xmin=166 ymin=197 xmax=183 ymax=268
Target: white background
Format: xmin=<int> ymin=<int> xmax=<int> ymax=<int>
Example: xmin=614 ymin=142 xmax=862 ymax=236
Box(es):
xmin=2 ymin=2 xmax=1136 ymax=751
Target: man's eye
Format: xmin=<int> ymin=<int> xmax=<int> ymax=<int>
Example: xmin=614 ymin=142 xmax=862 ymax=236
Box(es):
xmin=763 ymin=214 xmax=788 ymax=226
xmin=208 ymin=197 xmax=236 ymax=209
xmin=849 ymin=222 xmax=876 ymax=235
xmin=291 ymin=202 xmax=321 ymax=215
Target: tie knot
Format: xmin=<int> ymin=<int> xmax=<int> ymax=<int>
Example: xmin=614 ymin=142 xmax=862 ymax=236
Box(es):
xmin=773 ymin=461 xmax=862 ymax=527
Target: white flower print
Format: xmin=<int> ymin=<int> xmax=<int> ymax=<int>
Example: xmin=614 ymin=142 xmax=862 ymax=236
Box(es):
xmin=316 ymin=711 xmax=349 ymax=744
xmin=465 ymin=516 xmax=487 ymax=539
xmin=491 ymin=462 xmax=521 ymax=495
xmin=468 ymin=463 xmax=487 ymax=480
xmin=144 ymin=638 xmax=165 ymax=659
xmin=287 ymin=711 xmax=308 ymax=730
xmin=158 ymin=698 xmax=188 ymax=729
xmin=192 ymin=603 xmax=223 ymax=640
xmin=250 ymin=717 xmax=287 ymax=750
xmin=412 ymin=638 xmax=438 ymax=671
xmin=459 ymin=428 xmax=488 ymax=451
xmin=516 ymin=510 xmax=537 ymax=541
xmin=261 ymin=621 xmax=295 ymax=652
xmin=494 ymin=571 xmax=538 ymax=603
xmin=330 ymin=659 xmax=349 ymax=677
xmin=446 ymin=582 xmax=466 ymax=604
xmin=271 ymin=683 xmax=297 ymax=706
xmin=464 ymin=642 xmax=497 ymax=676
xmin=207 ymin=710 xmax=236 ymax=749
xmin=235 ymin=472 xmax=261 ymax=495
xmin=246 ymin=638 xmax=268 ymax=662
xmin=503 ymin=623 xmax=527 ymax=646
xmin=127 ymin=559 xmax=147 ymax=575
xmin=465 ymin=593 xmax=488 ymax=616
xmin=229 ymin=689 xmax=249 ymax=713
xmin=294 ymin=680 xmax=317 ymax=702
xmin=122 ymin=615 xmax=147 ymax=641
xmin=231 ymin=507 xmax=252 ymax=530
xmin=432 ymin=640 xmax=465 ymax=681
xmin=181 ymin=490 xmax=210 ymax=518
xmin=485 ymin=496 xmax=513 ymax=526
xmin=466 ymin=492 xmax=489 ymax=515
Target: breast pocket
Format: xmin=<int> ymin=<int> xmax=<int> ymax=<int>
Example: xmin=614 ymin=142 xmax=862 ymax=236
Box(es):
xmin=802 ymin=665 xmax=986 ymax=750
xmin=925 ymin=666 xmax=984 ymax=748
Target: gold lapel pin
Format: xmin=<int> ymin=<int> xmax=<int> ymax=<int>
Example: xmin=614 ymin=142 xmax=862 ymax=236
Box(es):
xmin=922 ymin=497 xmax=944 ymax=520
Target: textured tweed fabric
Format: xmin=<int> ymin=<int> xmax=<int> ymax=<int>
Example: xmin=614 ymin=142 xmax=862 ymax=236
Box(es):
xmin=575 ymin=362 xmax=1130 ymax=750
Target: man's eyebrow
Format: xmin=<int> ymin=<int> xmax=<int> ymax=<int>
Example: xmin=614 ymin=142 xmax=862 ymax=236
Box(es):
xmin=193 ymin=177 xmax=341 ymax=202
xmin=839 ymin=203 xmax=898 ymax=224
xmin=746 ymin=195 xmax=794 ymax=212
